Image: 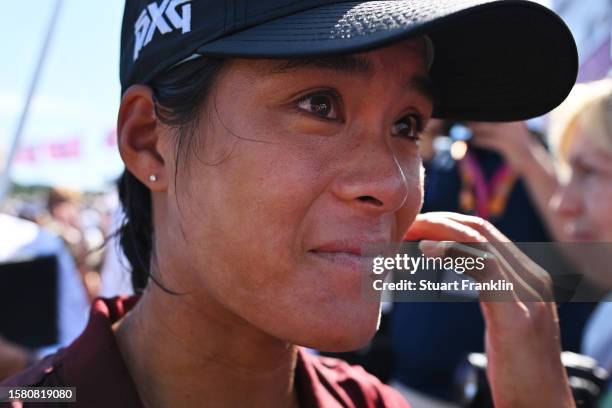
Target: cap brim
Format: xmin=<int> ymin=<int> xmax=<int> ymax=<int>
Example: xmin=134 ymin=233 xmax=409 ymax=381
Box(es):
xmin=197 ymin=0 xmax=577 ymax=121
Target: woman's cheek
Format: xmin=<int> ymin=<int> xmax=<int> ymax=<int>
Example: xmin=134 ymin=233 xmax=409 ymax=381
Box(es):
xmin=395 ymin=158 xmax=423 ymax=239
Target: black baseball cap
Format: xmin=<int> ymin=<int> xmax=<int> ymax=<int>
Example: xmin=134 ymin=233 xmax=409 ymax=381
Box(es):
xmin=120 ymin=0 xmax=578 ymax=121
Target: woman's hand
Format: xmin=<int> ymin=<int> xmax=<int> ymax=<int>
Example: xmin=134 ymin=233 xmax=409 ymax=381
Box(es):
xmin=405 ymin=212 xmax=575 ymax=408
xmin=466 ymin=121 xmax=566 ymax=242
xmin=467 ymin=121 xmax=536 ymax=170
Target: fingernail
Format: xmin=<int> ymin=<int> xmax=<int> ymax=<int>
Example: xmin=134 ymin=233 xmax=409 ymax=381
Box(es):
xmin=419 ymin=240 xmax=444 ymax=257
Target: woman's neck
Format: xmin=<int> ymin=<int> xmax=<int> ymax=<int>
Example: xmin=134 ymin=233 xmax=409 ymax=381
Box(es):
xmin=113 ymin=286 xmax=299 ymax=408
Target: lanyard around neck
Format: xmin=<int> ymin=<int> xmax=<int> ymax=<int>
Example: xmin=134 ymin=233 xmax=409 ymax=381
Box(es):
xmin=458 ymin=150 xmax=518 ymax=220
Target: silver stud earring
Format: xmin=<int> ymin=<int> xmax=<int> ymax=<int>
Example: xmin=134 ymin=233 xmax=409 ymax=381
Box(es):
xmin=149 ymin=174 xmax=157 ymax=182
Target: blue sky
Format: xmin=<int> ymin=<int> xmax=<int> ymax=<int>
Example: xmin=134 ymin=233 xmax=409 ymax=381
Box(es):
xmin=0 ymin=0 xmax=125 ymax=190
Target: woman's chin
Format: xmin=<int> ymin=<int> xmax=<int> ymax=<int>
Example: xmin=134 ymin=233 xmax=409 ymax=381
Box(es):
xmin=290 ymin=313 xmax=381 ymax=353
xmin=309 ymin=334 xmax=374 ymax=353
xmin=246 ymin=290 xmax=383 ymax=352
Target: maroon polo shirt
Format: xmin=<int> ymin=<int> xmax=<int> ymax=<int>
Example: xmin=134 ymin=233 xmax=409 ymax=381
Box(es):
xmin=1 ymin=297 xmax=409 ymax=407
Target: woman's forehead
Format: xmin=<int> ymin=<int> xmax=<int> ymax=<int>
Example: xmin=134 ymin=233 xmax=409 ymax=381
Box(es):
xmin=568 ymin=126 xmax=611 ymax=164
xmin=226 ymin=37 xmax=432 ymax=99
xmin=359 ymin=37 xmax=431 ymax=67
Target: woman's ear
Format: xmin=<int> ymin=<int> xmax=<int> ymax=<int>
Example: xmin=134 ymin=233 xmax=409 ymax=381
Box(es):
xmin=117 ymin=85 xmax=168 ymax=192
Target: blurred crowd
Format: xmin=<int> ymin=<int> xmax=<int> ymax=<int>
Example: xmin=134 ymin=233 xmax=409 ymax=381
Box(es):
xmin=0 ymin=78 xmax=611 ymax=407
xmin=0 ymin=183 xmax=133 ymax=381
xmin=12 ymin=188 xmax=113 ymax=298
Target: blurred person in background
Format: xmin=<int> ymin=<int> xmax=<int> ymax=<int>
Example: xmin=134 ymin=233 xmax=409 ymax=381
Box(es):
xmin=0 ymin=157 xmax=90 ymax=381
xmin=0 ymin=212 xmax=89 ymax=381
xmin=99 ymin=183 xmax=134 ymax=298
xmin=44 ymin=187 xmax=104 ymax=300
xmin=548 ymin=79 xmax=612 ymax=402
xmin=390 ymin=118 xmax=596 ymax=405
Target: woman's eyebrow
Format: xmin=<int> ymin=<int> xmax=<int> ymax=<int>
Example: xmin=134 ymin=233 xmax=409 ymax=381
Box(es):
xmin=409 ymin=75 xmax=435 ymax=103
xmin=270 ymin=55 xmax=435 ymax=102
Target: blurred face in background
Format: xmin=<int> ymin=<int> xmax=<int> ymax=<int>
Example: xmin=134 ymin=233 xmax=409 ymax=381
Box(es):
xmin=553 ymin=124 xmax=612 ymax=242
xmin=50 ymin=201 xmax=80 ymax=227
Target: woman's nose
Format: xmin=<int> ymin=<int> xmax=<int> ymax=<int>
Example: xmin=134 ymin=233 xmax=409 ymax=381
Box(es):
xmin=551 ymin=182 xmax=582 ymax=218
xmin=331 ymin=141 xmax=413 ymax=214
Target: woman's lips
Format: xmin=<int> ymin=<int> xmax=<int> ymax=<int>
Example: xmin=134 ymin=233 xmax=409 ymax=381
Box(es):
xmin=567 ymin=231 xmax=596 ymax=241
xmin=311 ymin=239 xmax=388 ymax=255
xmin=565 ymin=225 xmax=596 ymax=241
xmin=308 ymin=250 xmax=376 ymax=273
xmin=308 ymin=240 xmax=385 ymax=273
xmin=308 ymin=236 xmax=389 ymax=274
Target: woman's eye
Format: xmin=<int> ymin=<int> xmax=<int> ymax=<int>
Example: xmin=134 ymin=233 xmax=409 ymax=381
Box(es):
xmin=582 ymin=167 xmax=597 ymax=179
xmin=296 ymin=92 xmax=339 ymax=120
xmin=392 ymin=114 xmax=423 ymax=141
xmin=574 ymin=163 xmax=595 ymax=179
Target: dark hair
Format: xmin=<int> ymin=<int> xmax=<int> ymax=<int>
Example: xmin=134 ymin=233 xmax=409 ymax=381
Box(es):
xmin=117 ymin=57 xmax=227 ymax=294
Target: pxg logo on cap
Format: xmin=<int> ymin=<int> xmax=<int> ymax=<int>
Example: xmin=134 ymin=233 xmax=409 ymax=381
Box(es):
xmin=134 ymin=0 xmax=192 ymax=61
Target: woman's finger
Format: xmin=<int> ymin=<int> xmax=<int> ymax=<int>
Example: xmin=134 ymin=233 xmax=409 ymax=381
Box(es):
xmin=406 ymin=212 xmax=550 ymax=302
xmin=427 ymin=212 xmax=553 ymax=300
xmin=404 ymin=213 xmax=484 ymax=243
xmin=419 ymin=239 xmax=541 ymax=303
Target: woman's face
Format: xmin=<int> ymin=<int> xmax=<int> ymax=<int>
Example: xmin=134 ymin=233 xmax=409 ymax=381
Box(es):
xmin=159 ymin=39 xmax=433 ymax=351
xmin=553 ymin=127 xmax=612 ymax=242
